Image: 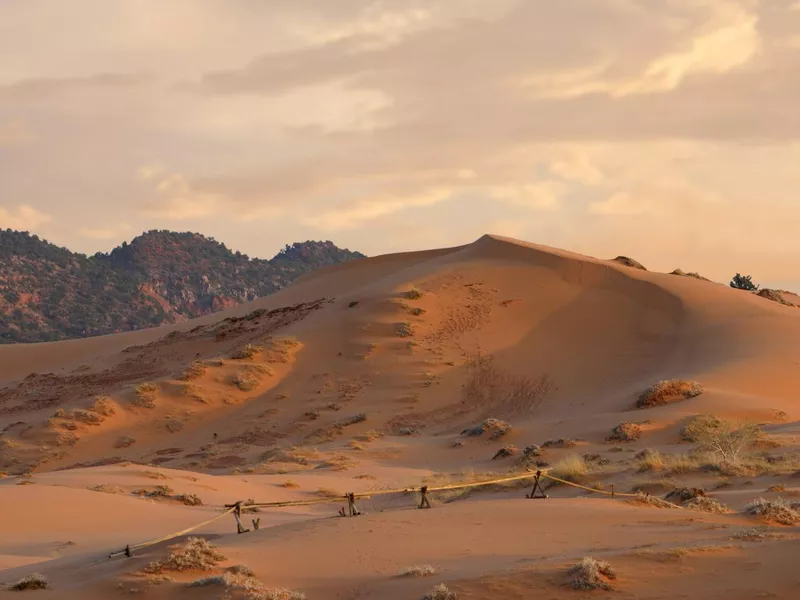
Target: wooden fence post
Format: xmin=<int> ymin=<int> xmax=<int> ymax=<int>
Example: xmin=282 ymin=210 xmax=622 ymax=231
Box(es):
xmin=526 ymin=470 xmax=548 ymax=499
xmin=347 ymin=493 xmax=361 ymax=517
xmin=418 ymin=486 xmax=432 ymax=509
xmin=233 ymin=502 xmax=250 ymax=534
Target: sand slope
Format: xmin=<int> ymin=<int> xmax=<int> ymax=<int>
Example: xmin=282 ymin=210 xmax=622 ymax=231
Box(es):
xmin=1 ymin=234 xmax=798 ymax=598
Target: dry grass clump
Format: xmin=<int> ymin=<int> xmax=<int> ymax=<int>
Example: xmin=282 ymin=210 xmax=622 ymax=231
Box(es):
xmin=400 ymin=565 xmax=438 ymax=577
xmin=745 ymin=497 xmax=799 ymax=525
xmin=278 ymin=480 xmax=300 ymax=488
xmin=406 ymin=286 xmax=424 ymax=300
xmin=670 ymin=269 xmax=710 ymax=281
xmin=686 ymin=495 xmax=729 ymax=514
xmin=9 ymin=573 xmax=48 ymax=591
xmin=550 ymin=454 xmax=588 ymax=483
xmin=231 ymin=343 xmax=263 ymax=360
xmin=180 ymin=361 xmax=207 ymax=381
xmin=71 ymin=409 xmax=104 ymax=425
xmin=395 ymin=321 xmax=414 ymax=337
xmin=257 ymin=589 xmax=307 ymax=600
xmin=731 ymin=527 xmax=784 ymax=542
xmin=88 ymin=484 xmax=126 ymax=494
xmin=227 ymin=565 xmax=256 ymax=577
xmin=628 ymin=492 xmax=675 ymax=509
xmin=542 ymin=438 xmax=576 ymax=449
xmin=134 ymin=382 xmax=158 ymax=408
xmin=568 ymin=557 xmax=617 ymax=590
xmin=356 ymin=430 xmax=384 ymax=442
xmin=145 ymin=537 xmax=225 ymax=573
xmin=422 ymin=583 xmax=456 ymax=600
xmin=637 ymin=380 xmax=703 ymax=408
xmin=607 ymin=422 xmax=642 ymax=443
xmin=133 ymin=485 xmax=202 ymax=506
xmin=757 ymin=289 xmax=796 ymax=306
xmin=462 ymin=418 xmax=511 ymax=440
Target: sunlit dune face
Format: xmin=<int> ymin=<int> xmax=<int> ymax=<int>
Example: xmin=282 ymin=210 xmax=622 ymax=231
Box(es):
xmin=2 ymin=0 xmax=800 ymax=290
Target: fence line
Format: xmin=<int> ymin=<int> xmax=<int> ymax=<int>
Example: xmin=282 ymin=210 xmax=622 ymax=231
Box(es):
xmin=108 ymin=468 xmax=681 ymax=558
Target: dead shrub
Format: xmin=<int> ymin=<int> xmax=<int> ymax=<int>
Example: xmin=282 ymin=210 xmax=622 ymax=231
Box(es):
xmin=462 ymin=418 xmax=511 ymax=440
xmin=400 ymin=565 xmax=438 ymax=577
xmin=745 ymin=497 xmax=799 ymax=525
xmin=231 ymin=344 xmax=263 ymax=360
xmin=406 ymin=286 xmax=424 ymax=300
xmin=180 ymin=361 xmax=207 ymax=381
xmin=692 ymin=419 xmax=761 ymax=463
xmin=607 ymin=422 xmax=642 ymax=443
xmin=569 ymin=557 xmax=616 ymax=590
xmin=422 ymin=583 xmax=456 ymax=600
xmin=682 ymin=414 xmax=724 ymax=442
xmin=72 ymin=409 xmax=104 ymax=425
xmin=685 ymin=495 xmax=729 ymax=514
xmin=91 ymin=396 xmax=117 ymax=416
xmin=492 ymin=445 xmax=517 ymax=460
xmin=232 ymin=371 xmax=259 ymax=392
xmin=542 ymin=438 xmax=576 ymax=449
xmin=145 ymin=537 xmax=225 ymax=573
xmin=395 ymin=322 xmax=414 ymax=337
xmin=9 ymin=573 xmax=48 ymax=591
xmin=637 ymin=380 xmax=703 ymax=408
xmin=134 ymin=382 xmax=158 ymax=408
xmin=461 ymin=352 xmax=555 ymax=416
xmin=628 ymin=492 xmax=675 ymax=509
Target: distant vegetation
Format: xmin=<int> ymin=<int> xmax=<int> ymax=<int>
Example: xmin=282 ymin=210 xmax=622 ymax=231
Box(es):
xmin=730 ymin=273 xmax=759 ymax=291
xmin=0 ymin=229 xmax=364 ymax=343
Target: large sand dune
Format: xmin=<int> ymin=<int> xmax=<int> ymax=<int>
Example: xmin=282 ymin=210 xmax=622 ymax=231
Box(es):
xmin=1 ymin=235 xmax=797 ymax=599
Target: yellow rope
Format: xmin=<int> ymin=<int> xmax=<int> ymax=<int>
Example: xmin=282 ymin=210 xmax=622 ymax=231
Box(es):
xmin=108 ymin=506 xmax=236 ymax=558
xmin=109 ymin=467 xmax=683 ymax=559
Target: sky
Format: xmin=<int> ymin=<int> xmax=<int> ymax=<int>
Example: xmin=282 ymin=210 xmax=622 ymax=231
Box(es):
xmin=1 ymin=0 xmax=800 ymax=291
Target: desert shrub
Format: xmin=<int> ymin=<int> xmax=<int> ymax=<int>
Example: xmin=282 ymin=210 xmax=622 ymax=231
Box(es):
xmin=731 ymin=527 xmax=783 ymax=542
xmin=258 ymin=589 xmax=307 ymax=600
xmin=232 ymin=372 xmax=259 ymax=391
xmin=569 ymin=557 xmax=616 ymax=590
xmin=91 ymin=396 xmax=117 ymax=416
xmin=686 ymin=495 xmax=728 ymax=514
xmin=550 ymin=454 xmax=588 ymax=483
xmin=682 ymin=414 xmax=724 ymax=442
xmin=410 ymin=307 xmax=426 ymax=316
xmin=730 ymin=273 xmax=758 ymax=291
xmin=745 ymin=497 xmax=799 ymax=525
xmin=542 ymin=438 xmax=576 ymax=449
xmin=395 ymin=322 xmax=414 ymax=337
xmin=232 ymin=344 xmax=263 ymax=360
xmin=180 ymin=361 xmax=207 ymax=381
xmin=693 ymin=419 xmax=761 ymax=463
xmin=462 ymin=418 xmax=511 ymax=440
xmin=337 ymin=413 xmax=367 ymax=427
xmin=9 ymin=573 xmax=48 ymax=591
xmin=406 ymin=287 xmax=424 ymax=300
xmin=670 ymin=269 xmax=709 ymax=281
xmin=227 ymin=565 xmax=256 ymax=577
xmin=422 ymin=583 xmax=456 ymax=600
xmin=400 ymin=565 xmax=437 ymax=577
xmin=134 ymin=382 xmax=158 ymax=408
xmin=637 ymin=380 xmax=703 ymax=408
xmin=607 ymin=422 xmax=642 ymax=443
xmin=628 ymin=492 xmax=675 ymax=509
xmin=145 ymin=537 xmax=225 ymax=573
xmin=757 ymin=289 xmax=795 ymax=306
xmin=72 ymin=409 xmax=104 ymax=425
xmin=89 ymin=484 xmax=126 ymax=494
xmin=492 ymin=445 xmax=517 ymax=460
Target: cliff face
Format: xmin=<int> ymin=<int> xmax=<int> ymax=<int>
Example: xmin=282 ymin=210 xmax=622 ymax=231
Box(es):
xmin=0 ymin=229 xmax=365 ymax=343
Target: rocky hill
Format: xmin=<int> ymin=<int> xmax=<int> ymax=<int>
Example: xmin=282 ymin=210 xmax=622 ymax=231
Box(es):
xmin=0 ymin=229 xmax=364 ymax=343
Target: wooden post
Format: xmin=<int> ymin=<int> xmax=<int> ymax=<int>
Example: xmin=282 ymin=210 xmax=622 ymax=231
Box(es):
xmin=347 ymin=493 xmax=361 ymax=517
xmin=233 ymin=502 xmax=250 ymax=534
xmin=124 ymin=545 xmax=132 ymax=558
xmin=610 ymin=484 xmax=615 ymax=498
xmin=526 ymin=470 xmax=548 ymax=499
xmin=418 ymin=485 xmax=432 ymax=509
xmin=252 ymin=518 xmax=261 ymax=531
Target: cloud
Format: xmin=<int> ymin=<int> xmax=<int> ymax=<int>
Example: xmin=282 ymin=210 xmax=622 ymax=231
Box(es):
xmin=488 ymin=181 xmax=565 ymax=210
xmin=0 ymin=73 xmax=148 ymax=100
xmin=77 ymin=224 xmax=133 ymax=241
xmin=138 ymin=168 xmax=224 ymax=220
xmin=0 ymin=204 xmax=52 ymax=230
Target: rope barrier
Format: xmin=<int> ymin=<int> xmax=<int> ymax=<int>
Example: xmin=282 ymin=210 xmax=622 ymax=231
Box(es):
xmin=108 ymin=506 xmax=236 ymax=558
xmin=107 ymin=466 xmax=683 ymax=559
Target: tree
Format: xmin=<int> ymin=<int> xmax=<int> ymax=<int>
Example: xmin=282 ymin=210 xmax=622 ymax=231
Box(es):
xmin=694 ymin=419 xmax=760 ymax=463
xmin=730 ymin=273 xmax=759 ymax=291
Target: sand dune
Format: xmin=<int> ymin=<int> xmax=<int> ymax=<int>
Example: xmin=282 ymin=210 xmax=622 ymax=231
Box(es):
xmin=1 ymin=235 xmax=798 ymax=599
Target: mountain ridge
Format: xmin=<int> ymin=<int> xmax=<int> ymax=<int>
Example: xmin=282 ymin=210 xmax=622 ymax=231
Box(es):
xmin=0 ymin=229 xmax=365 ymax=343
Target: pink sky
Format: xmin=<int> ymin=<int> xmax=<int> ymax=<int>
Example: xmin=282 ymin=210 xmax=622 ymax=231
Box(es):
xmin=2 ymin=0 xmax=800 ymax=290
